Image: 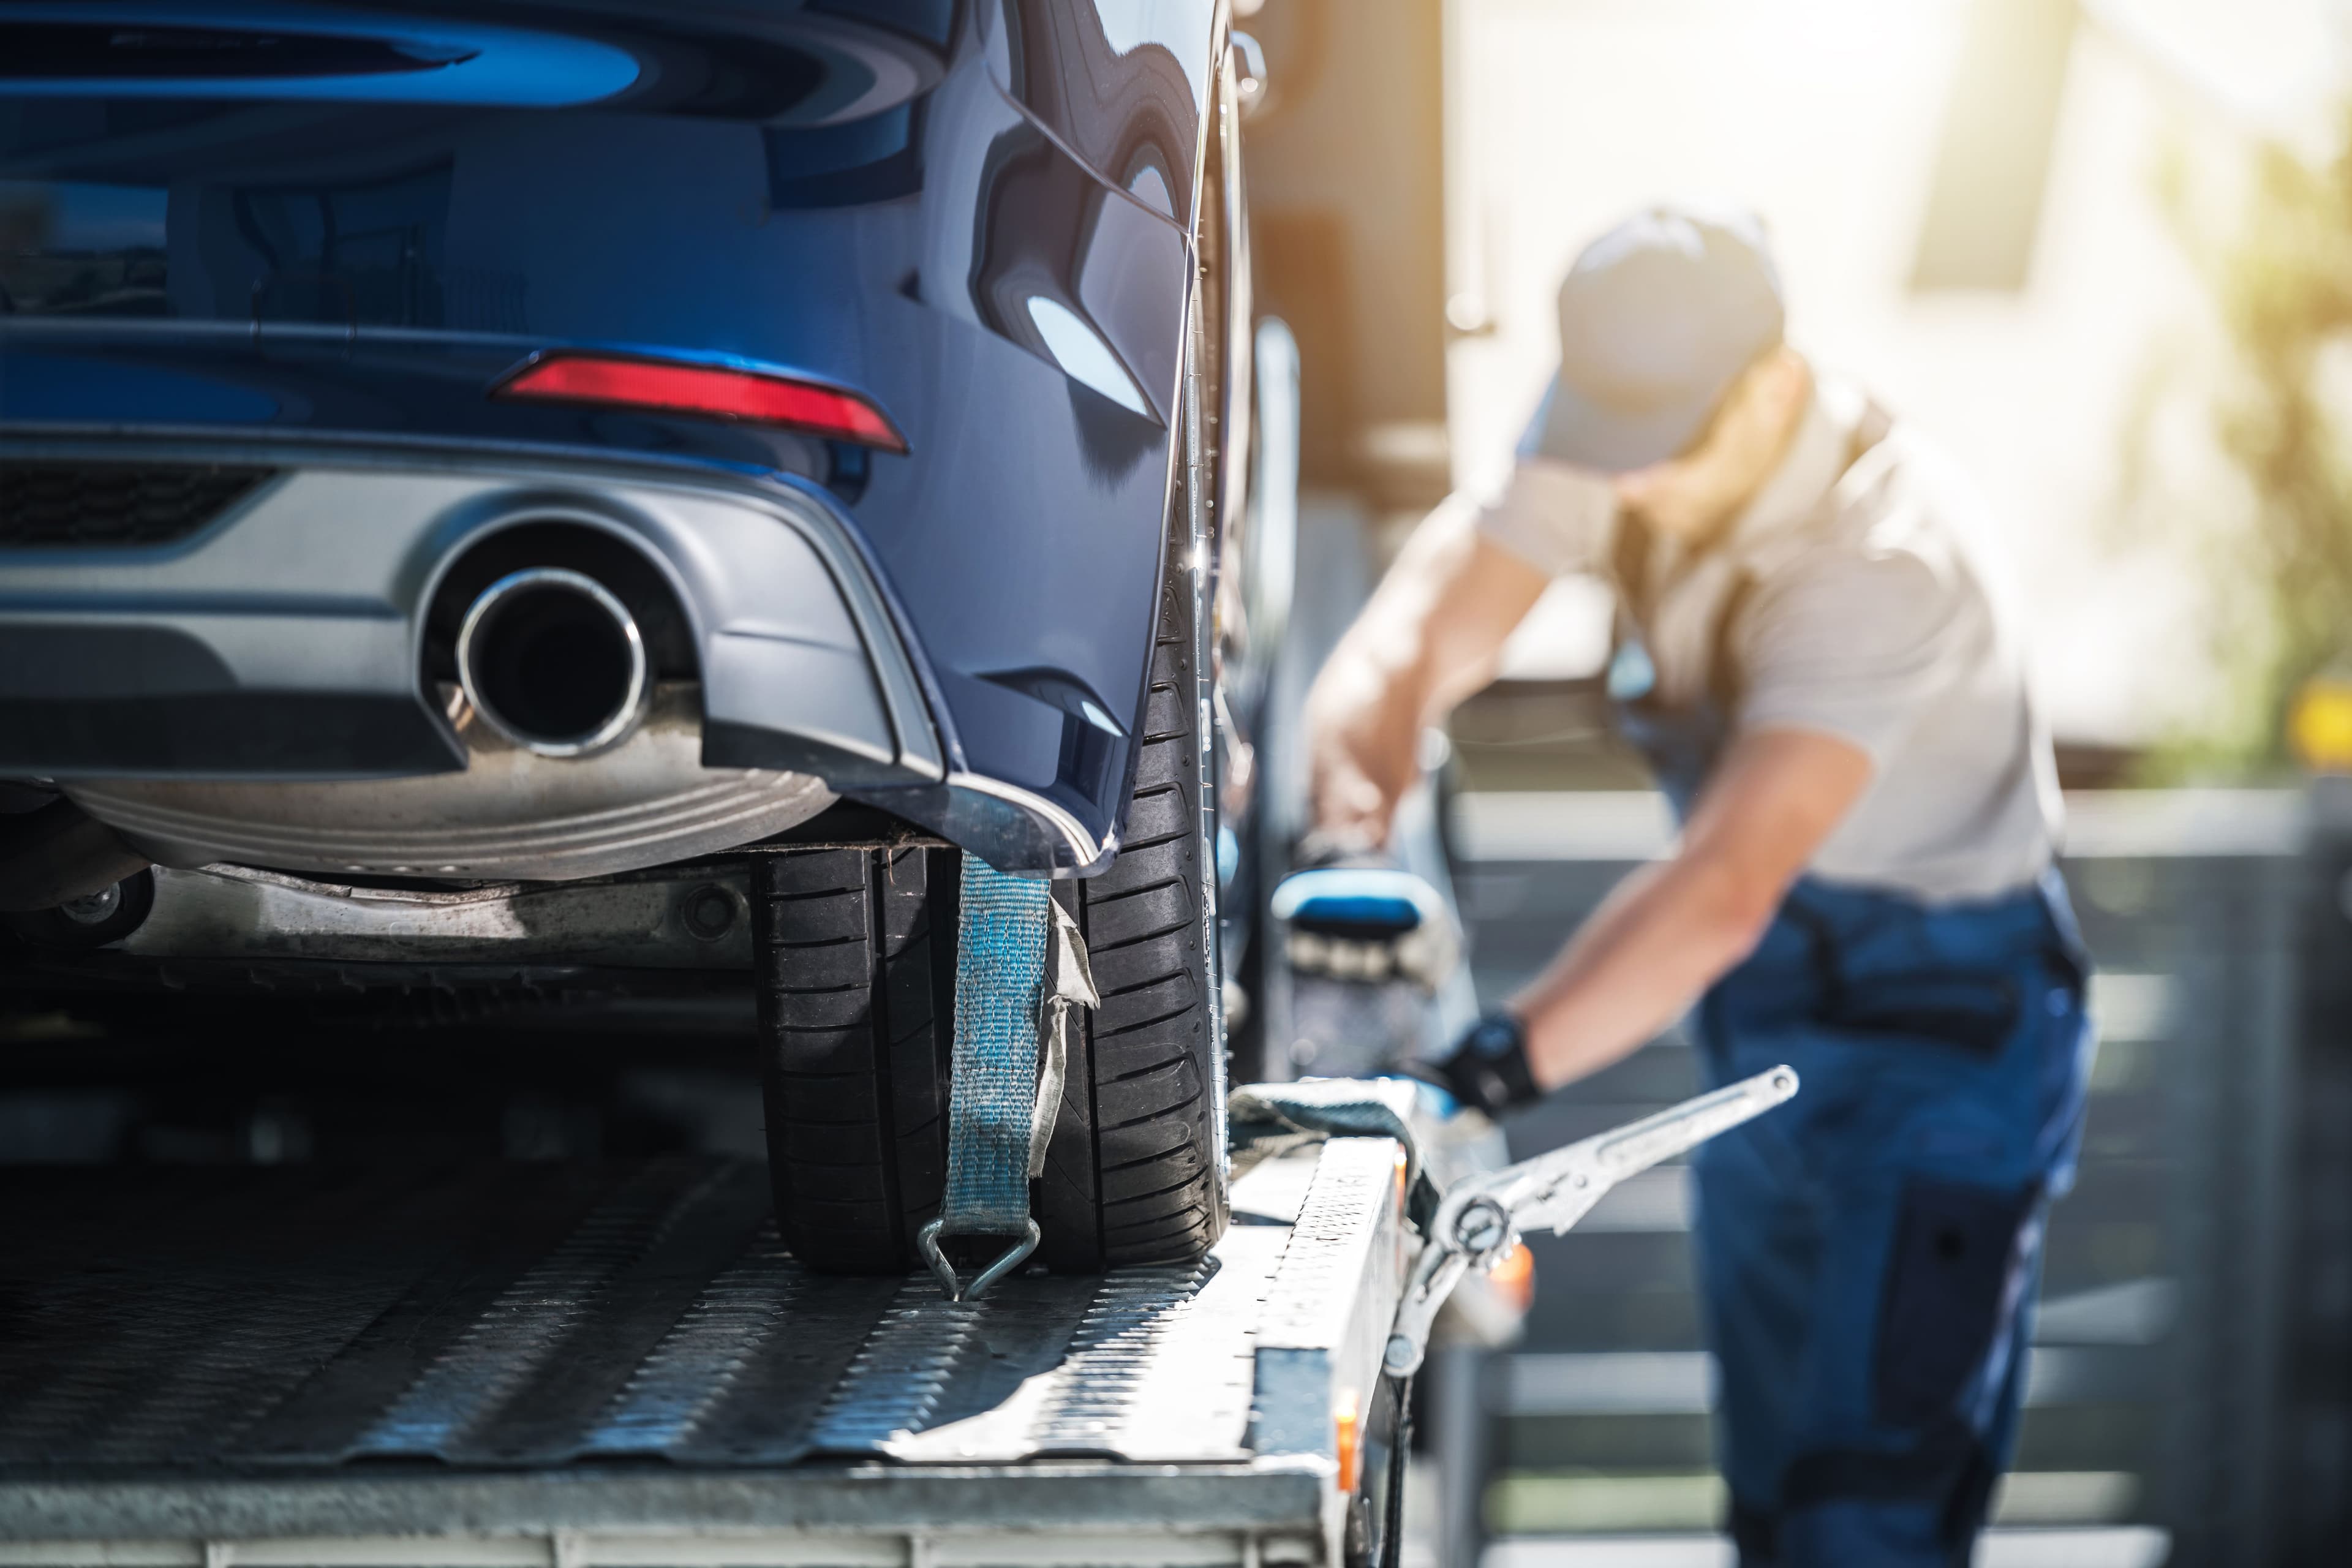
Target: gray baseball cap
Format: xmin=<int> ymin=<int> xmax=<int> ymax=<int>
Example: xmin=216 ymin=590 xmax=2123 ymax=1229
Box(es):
xmin=1523 ymin=206 xmax=1786 ymax=473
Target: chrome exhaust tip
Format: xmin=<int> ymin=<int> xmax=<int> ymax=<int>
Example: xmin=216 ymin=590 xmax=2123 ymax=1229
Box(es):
xmin=456 ymin=567 xmax=650 ymax=758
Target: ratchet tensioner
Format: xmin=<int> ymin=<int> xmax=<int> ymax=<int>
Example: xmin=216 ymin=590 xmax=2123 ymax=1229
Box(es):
xmin=1383 ymin=1064 xmax=1800 ymax=1378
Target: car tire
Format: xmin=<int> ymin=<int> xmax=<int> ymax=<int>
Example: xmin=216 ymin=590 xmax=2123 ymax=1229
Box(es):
xmin=1034 ymin=523 xmax=1231 ymax=1272
xmin=753 ymin=541 xmax=1232 ymax=1276
xmin=753 ymin=845 xmax=956 ymax=1274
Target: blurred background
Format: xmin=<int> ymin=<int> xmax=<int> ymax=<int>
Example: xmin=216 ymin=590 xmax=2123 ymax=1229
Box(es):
xmin=1235 ymin=1 xmax=2352 ymax=1564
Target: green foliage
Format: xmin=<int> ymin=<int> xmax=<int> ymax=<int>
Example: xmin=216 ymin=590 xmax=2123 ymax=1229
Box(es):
xmin=2175 ymin=111 xmax=2352 ymax=765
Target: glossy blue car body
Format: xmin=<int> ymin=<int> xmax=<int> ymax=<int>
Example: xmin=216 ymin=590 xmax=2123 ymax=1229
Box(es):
xmin=0 ymin=0 xmax=1240 ymax=876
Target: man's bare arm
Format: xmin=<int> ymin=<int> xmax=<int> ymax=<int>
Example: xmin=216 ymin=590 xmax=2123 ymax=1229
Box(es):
xmin=1513 ymin=728 xmax=1873 ymax=1088
xmin=1304 ymin=498 xmax=1550 ymax=850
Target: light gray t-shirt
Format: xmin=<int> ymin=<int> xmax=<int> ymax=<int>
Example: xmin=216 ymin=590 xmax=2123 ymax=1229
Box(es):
xmin=1476 ymin=384 xmax=2062 ymax=904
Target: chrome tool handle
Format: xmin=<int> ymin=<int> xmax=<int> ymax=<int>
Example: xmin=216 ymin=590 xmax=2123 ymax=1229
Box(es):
xmin=1383 ymin=1065 xmax=1798 ymax=1377
xmin=1510 ymin=1064 xmax=1799 ymax=1238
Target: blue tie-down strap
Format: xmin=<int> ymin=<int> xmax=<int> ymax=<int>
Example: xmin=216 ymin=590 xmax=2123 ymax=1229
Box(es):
xmin=920 ymin=857 xmax=1097 ymax=1300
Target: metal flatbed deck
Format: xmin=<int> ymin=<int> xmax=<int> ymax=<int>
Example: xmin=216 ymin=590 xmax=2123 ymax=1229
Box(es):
xmin=0 ymin=1138 xmax=1408 ymax=1567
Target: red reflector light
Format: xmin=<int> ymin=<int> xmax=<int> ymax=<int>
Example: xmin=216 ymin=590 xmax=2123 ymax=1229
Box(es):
xmin=494 ymin=353 xmax=907 ymax=453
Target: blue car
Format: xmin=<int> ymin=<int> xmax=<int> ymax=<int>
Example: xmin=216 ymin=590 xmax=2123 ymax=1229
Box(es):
xmin=0 ymin=1 xmax=1262 ymax=1275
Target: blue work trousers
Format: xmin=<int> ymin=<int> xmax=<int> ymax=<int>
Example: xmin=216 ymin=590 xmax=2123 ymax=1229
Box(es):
xmin=1689 ymin=872 xmax=2095 ymax=1567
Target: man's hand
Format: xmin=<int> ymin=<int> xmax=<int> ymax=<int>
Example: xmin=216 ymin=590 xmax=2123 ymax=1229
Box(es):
xmin=1507 ymin=727 xmax=1872 ymax=1091
xmin=1304 ymin=499 xmax=1550 ymax=851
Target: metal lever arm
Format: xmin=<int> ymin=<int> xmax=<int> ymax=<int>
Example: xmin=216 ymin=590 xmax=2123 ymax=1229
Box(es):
xmin=1383 ymin=1064 xmax=1798 ymax=1376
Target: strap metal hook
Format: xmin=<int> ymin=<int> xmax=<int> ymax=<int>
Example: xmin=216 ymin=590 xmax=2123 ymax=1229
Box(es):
xmin=916 ymin=1217 xmax=1041 ymax=1302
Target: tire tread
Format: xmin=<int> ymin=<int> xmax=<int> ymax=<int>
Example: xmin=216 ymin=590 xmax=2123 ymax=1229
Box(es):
xmin=756 ymin=846 xmax=953 ymax=1273
xmin=1035 ymin=544 xmax=1228 ymax=1271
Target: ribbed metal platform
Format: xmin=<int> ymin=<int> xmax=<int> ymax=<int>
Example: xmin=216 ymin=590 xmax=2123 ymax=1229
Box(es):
xmin=0 ymin=1138 xmax=1408 ymax=1566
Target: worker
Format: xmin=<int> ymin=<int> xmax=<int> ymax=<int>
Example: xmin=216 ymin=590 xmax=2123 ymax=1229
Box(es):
xmin=1302 ymin=207 xmax=2095 ymax=1566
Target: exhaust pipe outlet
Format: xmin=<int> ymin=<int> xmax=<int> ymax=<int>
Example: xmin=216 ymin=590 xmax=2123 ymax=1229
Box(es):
xmin=456 ymin=567 xmax=650 ymax=758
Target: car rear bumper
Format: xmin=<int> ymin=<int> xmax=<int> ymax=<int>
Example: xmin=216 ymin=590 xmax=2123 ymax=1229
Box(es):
xmin=0 ymin=437 xmax=1119 ymax=876
xmin=0 ymin=435 xmax=939 ymax=779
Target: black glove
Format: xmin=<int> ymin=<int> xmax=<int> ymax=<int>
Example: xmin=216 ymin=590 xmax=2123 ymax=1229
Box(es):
xmin=1410 ymin=1008 xmax=1541 ymax=1118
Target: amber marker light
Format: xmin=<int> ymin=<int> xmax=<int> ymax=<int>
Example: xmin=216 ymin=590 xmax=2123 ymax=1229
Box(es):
xmin=1333 ymin=1389 xmax=1362 ymax=1494
xmin=1487 ymin=1240 xmax=1536 ymax=1314
xmin=492 ymin=352 xmax=909 ymax=453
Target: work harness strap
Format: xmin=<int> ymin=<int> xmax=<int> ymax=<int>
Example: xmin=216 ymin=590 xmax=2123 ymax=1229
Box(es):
xmin=921 ymin=857 xmax=1098 ymax=1300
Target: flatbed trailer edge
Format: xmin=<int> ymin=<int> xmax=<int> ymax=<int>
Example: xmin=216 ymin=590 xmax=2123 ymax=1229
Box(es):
xmin=0 ymin=1069 xmax=1798 ymax=1568
xmin=0 ymin=1138 xmax=1411 ymax=1568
